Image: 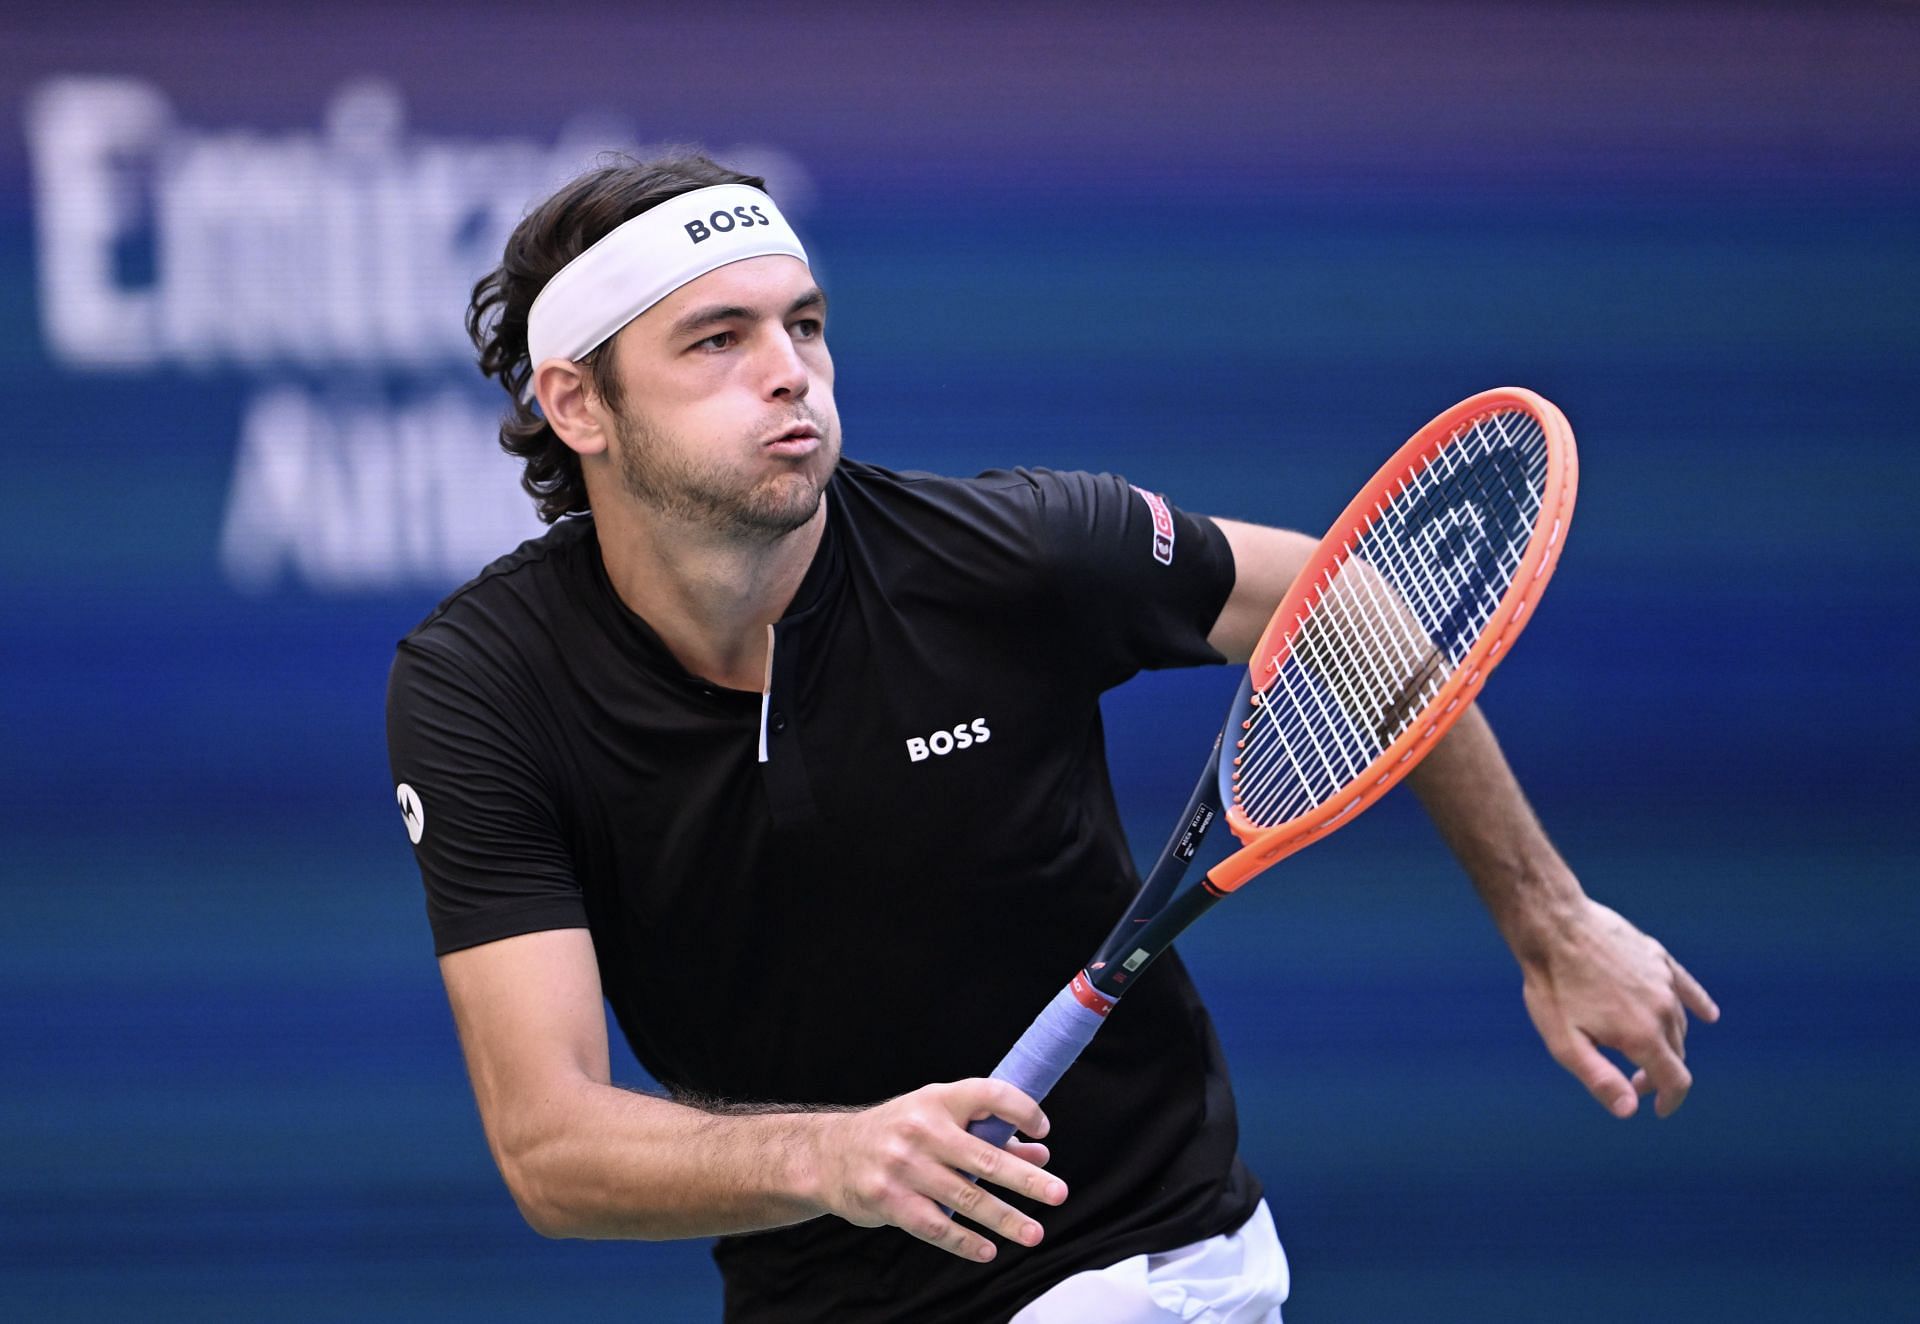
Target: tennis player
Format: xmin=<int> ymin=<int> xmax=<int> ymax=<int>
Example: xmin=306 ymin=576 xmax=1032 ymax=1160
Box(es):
xmin=385 ymin=153 xmax=1718 ymax=1323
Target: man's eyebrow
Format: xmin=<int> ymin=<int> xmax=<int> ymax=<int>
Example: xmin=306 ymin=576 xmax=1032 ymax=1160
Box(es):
xmin=668 ymin=288 xmax=828 ymax=342
xmin=668 ymin=303 xmax=751 ymax=341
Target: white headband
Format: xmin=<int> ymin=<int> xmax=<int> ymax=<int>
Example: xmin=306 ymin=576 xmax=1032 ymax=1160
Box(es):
xmin=525 ymin=184 xmax=809 ymax=371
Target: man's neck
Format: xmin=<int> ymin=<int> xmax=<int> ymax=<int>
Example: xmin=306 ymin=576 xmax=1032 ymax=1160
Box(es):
xmin=594 ymin=495 xmax=828 ymax=693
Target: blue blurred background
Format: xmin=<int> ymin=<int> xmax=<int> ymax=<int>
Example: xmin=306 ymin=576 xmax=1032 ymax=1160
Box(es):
xmin=4 ymin=2 xmax=1916 ymax=1319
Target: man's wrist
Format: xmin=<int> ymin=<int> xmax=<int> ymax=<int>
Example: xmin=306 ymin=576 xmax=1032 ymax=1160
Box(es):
xmin=777 ymin=1108 xmax=837 ymax=1215
xmin=1480 ymin=864 xmax=1587 ymax=965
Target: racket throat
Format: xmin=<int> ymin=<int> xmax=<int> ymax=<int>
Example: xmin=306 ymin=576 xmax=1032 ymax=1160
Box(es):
xmin=1086 ymin=881 xmax=1226 ymax=1001
xmin=1089 ymin=720 xmax=1230 ymax=966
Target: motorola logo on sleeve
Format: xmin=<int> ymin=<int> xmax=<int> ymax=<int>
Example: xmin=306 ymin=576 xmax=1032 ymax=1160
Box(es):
xmin=396 ymin=783 xmax=425 ymax=845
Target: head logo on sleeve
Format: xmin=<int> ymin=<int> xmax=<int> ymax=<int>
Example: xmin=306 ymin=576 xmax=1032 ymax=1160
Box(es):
xmin=1130 ymin=485 xmax=1176 ymax=566
xmin=396 ymin=783 xmax=425 ymax=845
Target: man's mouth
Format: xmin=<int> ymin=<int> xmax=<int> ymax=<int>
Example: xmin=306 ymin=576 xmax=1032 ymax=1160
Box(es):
xmin=764 ymin=423 xmax=821 ymax=455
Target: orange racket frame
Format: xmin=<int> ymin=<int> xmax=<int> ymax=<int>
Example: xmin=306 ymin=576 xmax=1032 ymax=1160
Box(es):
xmin=963 ymin=386 xmax=1580 ymax=1165
xmin=1208 ymin=386 xmax=1579 ymax=893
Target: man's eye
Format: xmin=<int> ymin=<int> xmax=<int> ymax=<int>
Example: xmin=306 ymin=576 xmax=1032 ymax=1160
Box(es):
xmin=791 ymin=318 xmax=823 ymax=340
xmin=695 ymin=331 xmax=736 ymax=351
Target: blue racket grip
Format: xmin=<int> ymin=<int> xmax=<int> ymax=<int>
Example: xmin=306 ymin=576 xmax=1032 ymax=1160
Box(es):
xmin=966 ymin=979 xmax=1110 ymax=1150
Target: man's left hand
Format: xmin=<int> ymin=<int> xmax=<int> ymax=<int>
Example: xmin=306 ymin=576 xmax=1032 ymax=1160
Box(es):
xmin=1513 ymin=897 xmax=1721 ymax=1119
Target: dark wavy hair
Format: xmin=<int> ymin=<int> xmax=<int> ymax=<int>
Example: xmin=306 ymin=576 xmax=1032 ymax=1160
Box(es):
xmin=467 ymin=152 xmax=768 ymax=523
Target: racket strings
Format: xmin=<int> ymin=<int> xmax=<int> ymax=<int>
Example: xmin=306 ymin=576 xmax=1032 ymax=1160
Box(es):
xmin=1357 ymin=411 xmax=1544 ymax=668
xmin=1232 ymin=409 xmax=1548 ymax=827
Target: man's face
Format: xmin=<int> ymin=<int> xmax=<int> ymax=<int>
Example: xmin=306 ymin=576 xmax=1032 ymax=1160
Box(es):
xmin=600 ymin=254 xmax=840 ymax=540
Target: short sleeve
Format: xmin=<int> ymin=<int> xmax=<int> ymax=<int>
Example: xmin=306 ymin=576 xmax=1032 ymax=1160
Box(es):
xmin=1022 ymin=468 xmax=1237 ymax=691
xmin=385 ymin=641 xmax=586 ymax=956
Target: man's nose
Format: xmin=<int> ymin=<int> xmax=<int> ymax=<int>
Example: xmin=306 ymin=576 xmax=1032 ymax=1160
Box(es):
xmin=763 ymin=331 xmax=810 ymax=401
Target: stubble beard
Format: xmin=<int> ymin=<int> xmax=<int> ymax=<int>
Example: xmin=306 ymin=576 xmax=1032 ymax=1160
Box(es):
xmin=611 ymin=405 xmax=840 ymax=542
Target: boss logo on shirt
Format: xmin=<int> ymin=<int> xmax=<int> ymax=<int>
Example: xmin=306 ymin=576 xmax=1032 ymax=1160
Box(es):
xmin=683 ymin=204 xmax=773 ymax=243
xmin=1130 ymin=485 xmax=1176 ymax=566
xmin=905 ymin=717 xmax=992 ymax=762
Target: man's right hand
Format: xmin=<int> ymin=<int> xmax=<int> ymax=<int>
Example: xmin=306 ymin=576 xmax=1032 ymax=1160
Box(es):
xmin=807 ymin=1080 xmax=1069 ymax=1262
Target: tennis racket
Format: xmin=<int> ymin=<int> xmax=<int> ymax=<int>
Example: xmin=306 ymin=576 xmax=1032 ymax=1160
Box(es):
xmin=966 ymin=386 xmax=1579 ymax=1153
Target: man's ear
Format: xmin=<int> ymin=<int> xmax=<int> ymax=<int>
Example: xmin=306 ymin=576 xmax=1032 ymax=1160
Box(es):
xmin=533 ymin=358 xmax=609 ymax=457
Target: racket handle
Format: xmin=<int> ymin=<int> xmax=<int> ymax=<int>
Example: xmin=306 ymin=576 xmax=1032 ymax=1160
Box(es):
xmin=966 ymin=976 xmax=1110 ymax=1149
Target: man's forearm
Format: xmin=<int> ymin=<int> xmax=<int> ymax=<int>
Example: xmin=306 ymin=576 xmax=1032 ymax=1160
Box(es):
xmin=1405 ymin=703 xmax=1582 ymax=957
xmin=501 ymin=1079 xmax=831 ymax=1240
xmin=492 ymin=1074 xmax=1065 ymax=1258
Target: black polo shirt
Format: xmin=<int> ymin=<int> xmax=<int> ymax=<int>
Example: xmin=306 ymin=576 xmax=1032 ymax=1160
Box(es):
xmin=386 ymin=459 xmax=1263 ymax=1323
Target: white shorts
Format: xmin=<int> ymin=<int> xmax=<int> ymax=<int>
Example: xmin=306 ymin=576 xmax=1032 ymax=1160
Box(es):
xmin=1010 ymin=1199 xmax=1288 ymax=1324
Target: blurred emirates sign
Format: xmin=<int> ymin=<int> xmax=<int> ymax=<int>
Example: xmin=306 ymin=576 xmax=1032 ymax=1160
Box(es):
xmin=23 ymin=77 xmax=815 ymax=592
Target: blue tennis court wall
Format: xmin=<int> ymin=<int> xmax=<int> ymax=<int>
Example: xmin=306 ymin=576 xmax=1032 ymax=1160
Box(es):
xmin=2 ymin=3 xmax=1915 ymax=1319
